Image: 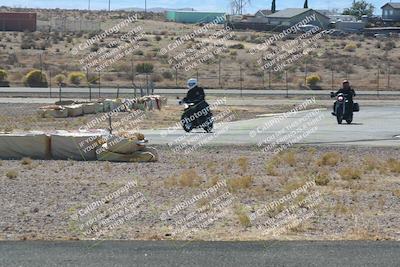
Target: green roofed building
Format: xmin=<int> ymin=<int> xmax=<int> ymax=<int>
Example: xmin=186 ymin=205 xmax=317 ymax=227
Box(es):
xmin=165 ymin=10 xmax=226 ymax=24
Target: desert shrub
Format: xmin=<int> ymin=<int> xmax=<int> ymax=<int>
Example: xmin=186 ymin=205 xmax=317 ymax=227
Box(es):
xmin=54 ymin=74 xmax=66 ymax=85
xmin=162 ymin=70 xmax=173 ymax=80
xmin=0 ymin=69 xmax=7 ymax=81
xmin=384 ymin=41 xmax=396 ymax=51
xmin=387 ymin=158 xmax=400 ymax=173
xmin=23 ymin=69 xmax=48 ymax=87
xmin=228 ymin=176 xmax=253 ymax=191
xmin=136 ymin=63 xmax=154 ymax=74
xmin=237 ymin=157 xmax=249 ymax=173
xmin=234 ymin=206 xmax=251 ymax=227
xmin=178 ymin=169 xmax=201 ymax=187
xmin=339 ymin=167 xmax=361 ymax=180
xmin=155 ymin=36 xmax=162 ymax=41
xmin=315 ymin=170 xmax=330 ymax=186
xmin=363 ymin=156 xmax=382 ymax=172
xmin=344 ymin=42 xmax=357 ymax=52
xmin=6 ymin=170 xmax=18 ymax=179
xmin=68 ymin=72 xmax=86 ymax=86
xmin=318 ymin=152 xmax=341 ymax=166
xmin=306 ymin=74 xmax=321 ymax=87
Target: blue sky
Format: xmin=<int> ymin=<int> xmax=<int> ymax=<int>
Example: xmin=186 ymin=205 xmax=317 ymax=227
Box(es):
xmin=0 ymin=0 xmax=388 ymax=13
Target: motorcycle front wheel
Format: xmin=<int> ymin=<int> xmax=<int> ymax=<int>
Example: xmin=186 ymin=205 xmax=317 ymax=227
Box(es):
xmin=182 ymin=122 xmax=193 ymax=132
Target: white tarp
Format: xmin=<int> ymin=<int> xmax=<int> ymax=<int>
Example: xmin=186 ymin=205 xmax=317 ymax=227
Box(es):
xmin=105 ymin=135 xmax=144 ymax=154
xmin=0 ymin=131 xmax=51 ymax=159
xmin=50 ymin=130 xmax=108 ymax=161
xmin=97 ymin=144 xmax=158 ymax=162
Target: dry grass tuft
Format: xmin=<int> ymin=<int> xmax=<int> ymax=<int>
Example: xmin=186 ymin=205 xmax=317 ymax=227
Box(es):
xmin=234 ymin=205 xmax=251 ymax=227
xmin=21 ymin=157 xmax=32 ymax=165
xmin=228 ymin=176 xmax=253 ymax=191
xmin=6 ymin=170 xmax=18 ymax=179
xmin=363 ymin=156 xmax=382 ymax=172
xmin=178 ymin=169 xmax=202 ymax=187
xmin=392 ymin=189 xmax=400 ymax=198
xmin=208 ymin=176 xmax=220 ymax=187
xmin=164 ymin=176 xmax=177 ymax=187
xmin=237 ymin=157 xmax=249 ymax=173
xmin=317 ymin=152 xmax=341 ymax=166
xmin=386 ymin=158 xmax=400 ymax=173
xmin=315 ymin=170 xmax=330 ymax=186
xmin=280 ymin=150 xmax=297 ymax=167
xmin=338 ymin=167 xmax=362 ymax=180
xmin=265 ymin=157 xmax=279 ymax=176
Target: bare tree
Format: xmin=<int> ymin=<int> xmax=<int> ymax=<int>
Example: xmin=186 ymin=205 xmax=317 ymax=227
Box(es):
xmin=230 ymin=0 xmax=251 ymax=15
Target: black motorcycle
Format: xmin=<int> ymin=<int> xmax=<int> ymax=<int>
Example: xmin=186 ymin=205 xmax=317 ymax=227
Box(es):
xmin=180 ymin=99 xmax=214 ymax=133
xmin=330 ymin=92 xmax=359 ymax=124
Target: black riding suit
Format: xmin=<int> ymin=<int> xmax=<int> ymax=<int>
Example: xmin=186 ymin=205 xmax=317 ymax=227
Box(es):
xmin=333 ymin=87 xmax=356 ymax=113
xmin=182 ymin=86 xmax=210 ymax=125
xmin=183 ymin=86 xmax=205 ymax=103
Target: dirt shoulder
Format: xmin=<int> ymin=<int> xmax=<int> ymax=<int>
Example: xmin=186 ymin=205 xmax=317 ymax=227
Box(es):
xmin=0 ymin=145 xmax=399 ymax=241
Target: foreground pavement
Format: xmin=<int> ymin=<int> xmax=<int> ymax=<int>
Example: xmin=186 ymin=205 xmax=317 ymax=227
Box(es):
xmin=0 ymin=241 xmax=399 ymax=267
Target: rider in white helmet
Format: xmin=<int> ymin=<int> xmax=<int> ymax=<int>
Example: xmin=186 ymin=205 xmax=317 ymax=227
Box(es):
xmin=183 ymin=78 xmax=205 ymax=103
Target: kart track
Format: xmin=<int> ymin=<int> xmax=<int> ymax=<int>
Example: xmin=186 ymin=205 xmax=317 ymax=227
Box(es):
xmin=142 ymin=106 xmax=400 ymax=147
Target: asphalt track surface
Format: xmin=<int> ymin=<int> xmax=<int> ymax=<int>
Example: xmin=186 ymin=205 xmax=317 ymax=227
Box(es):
xmin=0 ymin=241 xmax=399 ymax=267
xmin=142 ymin=106 xmax=400 ymax=147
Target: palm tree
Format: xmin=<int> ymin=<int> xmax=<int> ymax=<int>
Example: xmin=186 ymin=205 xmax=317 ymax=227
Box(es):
xmin=271 ymin=0 xmax=276 ymax=13
xmin=304 ymin=0 xmax=308 ymax=8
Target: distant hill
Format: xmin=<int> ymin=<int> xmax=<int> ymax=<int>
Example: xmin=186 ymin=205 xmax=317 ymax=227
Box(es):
xmin=119 ymin=7 xmax=194 ymax=12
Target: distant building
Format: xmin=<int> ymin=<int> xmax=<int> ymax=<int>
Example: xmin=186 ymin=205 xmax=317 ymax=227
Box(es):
xmin=381 ymin=2 xmax=400 ymax=22
xmin=265 ymin=8 xmax=330 ymax=29
xmin=0 ymin=12 xmax=36 ymax=32
xmin=329 ymin=15 xmax=357 ymax=23
xmin=165 ymin=11 xmax=225 ymax=24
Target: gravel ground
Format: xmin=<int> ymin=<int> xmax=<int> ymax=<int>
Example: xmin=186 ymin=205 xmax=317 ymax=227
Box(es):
xmin=0 ymin=145 xmax=399 ymax=241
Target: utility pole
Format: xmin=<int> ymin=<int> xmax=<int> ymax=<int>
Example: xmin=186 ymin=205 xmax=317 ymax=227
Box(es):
xmin=88 ymin=0 xmax=90 ymax=10
xmin=108 ymin=0 xmax=111 ymax=11
xmin=39 ymin=53 xmax=44 ymax=85
xmin=145 ymin=0 xmax=147 ymax=13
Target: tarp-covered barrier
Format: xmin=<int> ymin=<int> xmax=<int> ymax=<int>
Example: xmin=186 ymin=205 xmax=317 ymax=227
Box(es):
xmin=37 ymin=105 xmax=68 ymax=118
xmin=38 ymin=96 xmax=168 ymax=118
xmin=50 ymin=130 xmax=108 ymax=161
xmin=0 ymin=131 xmax=51 ymax=159
xmin=0 ymin=130 xmax=158 ymax=162
xmin=97 ymin=145 xmax=158 ymax=162
xmin=65 ymin=104 xmax=84 ymax=117
xmin=97 ymin=132 xmax=158 ymax=162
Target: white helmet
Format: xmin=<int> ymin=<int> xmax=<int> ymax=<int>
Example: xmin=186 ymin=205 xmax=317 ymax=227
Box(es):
xmin=187 ymin=78 xmax=198 ymax=90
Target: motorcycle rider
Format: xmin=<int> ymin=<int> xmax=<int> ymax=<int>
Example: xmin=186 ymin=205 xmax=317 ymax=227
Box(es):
xmin=182 ymin=78 xmax=205 ymax=103
xmin=332 ymin=80 xmax=356 ymax=115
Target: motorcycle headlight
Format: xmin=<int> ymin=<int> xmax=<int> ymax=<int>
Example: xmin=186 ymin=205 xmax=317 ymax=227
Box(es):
xmin=338 ymin=96 xmax=344 ymax=101
xmin=183 ymin=103 xmax=189 ymax=109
